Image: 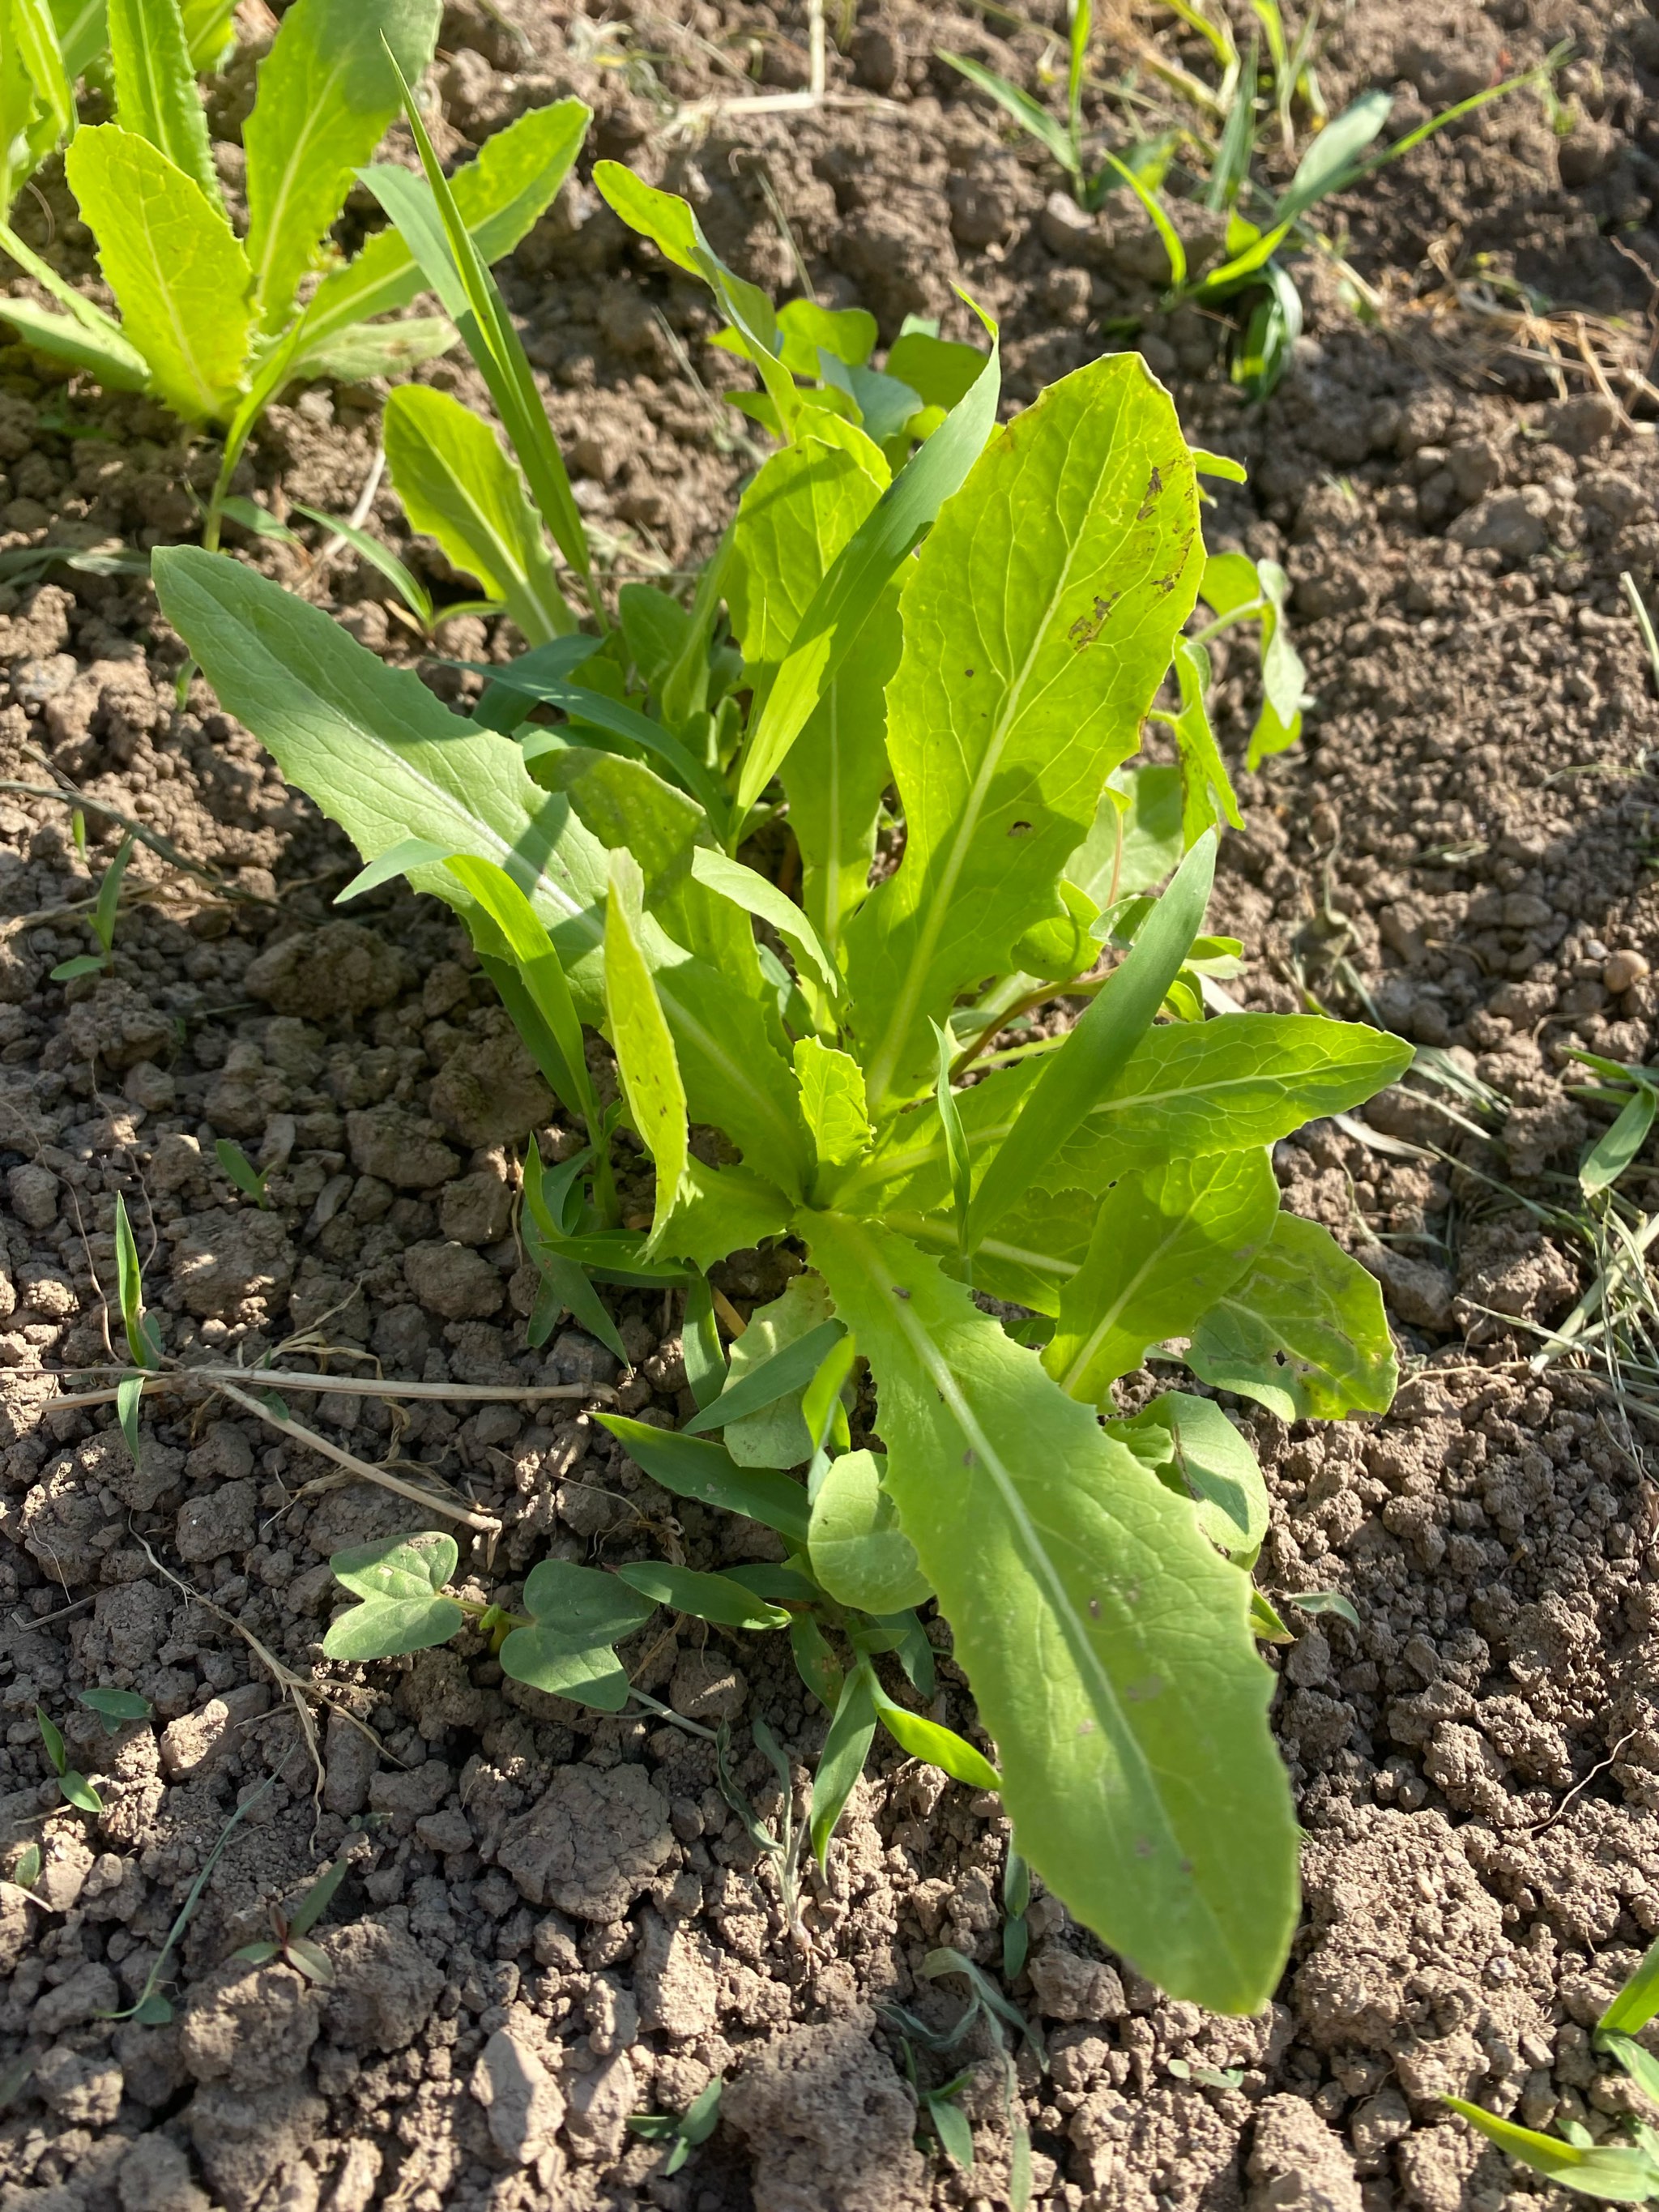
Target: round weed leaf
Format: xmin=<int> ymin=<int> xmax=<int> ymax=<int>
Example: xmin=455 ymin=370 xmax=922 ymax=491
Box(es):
xmin=322 ymin=1595 xmax=465 ymax=1662
xmin=497 ymin=1625 xmax=632 ymax=1710
xmin=329 ymin=1532 xmax=458 ymax=1603
xmin=808 ymin=1449 xmax=932 ymax=1614
xmin=521 ymin=1559 xmax=657 ymax=1650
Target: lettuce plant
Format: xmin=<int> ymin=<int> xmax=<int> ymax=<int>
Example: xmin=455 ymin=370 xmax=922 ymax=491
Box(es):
xmin=153 ymin=158 xmax=1411 ymax=2013
xmin=0 ymin=0 xmax=586 ymax=545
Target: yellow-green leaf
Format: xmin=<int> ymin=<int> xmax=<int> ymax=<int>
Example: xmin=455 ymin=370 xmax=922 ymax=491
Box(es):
xmin=64 ymin=123 xmax=251 ymax=421
xmin=604 ymin=849 xmax=689 ymax=1252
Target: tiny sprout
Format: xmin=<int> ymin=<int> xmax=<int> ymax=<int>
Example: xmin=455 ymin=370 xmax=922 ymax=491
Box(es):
xmin=215 ymin=1138 xmax=274 ymax=1208
xmin=234 ymin=1855 xmax=350 ymax=1984
xmin=628 ymin=2077 xmax=723 ymax=2176
xmin=36 ymin=1706 xmax=103 ymax=1817
xmin=52 ymin=831 xmax=134 ymax=981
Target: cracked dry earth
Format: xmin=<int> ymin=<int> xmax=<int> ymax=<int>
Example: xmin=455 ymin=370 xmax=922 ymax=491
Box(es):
xmin=5 ymin=1 xmax=1659 ymax=2209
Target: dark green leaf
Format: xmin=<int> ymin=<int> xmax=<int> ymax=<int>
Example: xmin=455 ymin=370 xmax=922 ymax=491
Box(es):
xmin=77 ymin=1687 xmax=151 ymax=1732
xmin=599 ymin=1416 xmax=810 ymax=1544
xmin=615 ymin=1561 xmax=790 ymax=1633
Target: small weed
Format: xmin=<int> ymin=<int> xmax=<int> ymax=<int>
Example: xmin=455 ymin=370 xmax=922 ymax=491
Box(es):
xmin=51 ymin=831 xmax=133 ymax=981
xmin=78 ymin=1687 xmax=152 ymax=1734
xmin=215 ymin=1138 xmax=273 ymax=1208
xmin=1448 ymin=1932 xmax=1659 ymax=2195
xmin=35 ymin=1706 xmax=102 ymax=1817
xmin=232 ymin=1854 xmax=349 ymax=1984
xmin=627 ymin=2077 xmax=723 ymax=2176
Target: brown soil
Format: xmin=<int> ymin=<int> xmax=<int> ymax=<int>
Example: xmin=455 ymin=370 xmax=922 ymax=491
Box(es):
xmin=3 ymin=2 xmax=1659 ymax=2207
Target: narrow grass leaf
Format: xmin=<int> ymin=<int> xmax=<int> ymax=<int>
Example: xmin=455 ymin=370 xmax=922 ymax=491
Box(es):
xmin=616 ymin=1561 xmax=789 ymax=1631
xmin=1273 ymin=85 xmax=1392 ymax=221
xmin=604 ymin=850 xmax=689 ymax=1250
xmin=1603 ymin=1939 xmax=1659 ymax=2039
xmin=810 ymin=1663 xmax=879 ymax=1864
xmin=290 ymin=505 xmax=433 ymax=629
xmin=116 ymin=1370 xmax=143 ymax=1463
xmin=873 ymin=1686 xmax=1000 ymax=1787
xmin=938 ymin=52 xmax=1079 ymax=175
xmin=301 ymin=98 xmax=589 ymax=349
xmin=1581 ymin=1084 xmax=1657 ymax=1197
xmin=684 ymin=1316 xmax=843 ymax=1435
xmin=599 ymin=1414 xmax=810 ymax=1544
xmin=1444 ymin=2099 xmax=1659 ymax=2197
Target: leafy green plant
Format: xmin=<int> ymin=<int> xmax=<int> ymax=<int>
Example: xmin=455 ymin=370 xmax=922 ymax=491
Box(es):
xmin=940 ymin=0 xmax=1553 ymax=395
xmin=35 ymin=1705 xmax=102 ymax=1813
xmin=233 ymin=1853 xmax=348 ymax=1984
xmin=79 ymin=1685 xmax=152 ymax=1732
xmin=886 ymin=1948 xmax=1046 ymax=2205
xmin=214 ymin=1136 xmax=272 ymax=1208
xmin=628 ymin=2078 xmax=723 ymax=2177
xmin=0 ymin=0 xmax=588 ymax=546
xmin=155 ymin=152 xmax=1412 ymax=2013
xmin=1448 ymin=1933 xmax=1659 ymax=2197
xmin=51 ymin=828 xmax=133 ymax=980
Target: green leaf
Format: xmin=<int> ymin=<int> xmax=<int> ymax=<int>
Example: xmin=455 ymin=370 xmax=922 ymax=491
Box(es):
xmin=595 ymin=162 xmax=799 ymax=438
xmin=969 ymin=835 xmax=1217 ymax=1246
xmin=720 ymin=1274 xmax=836 ymax=1470
xmin=844 ymin=354 xmax=1203 ymax=1111
xmin=0 ymin=294 xmax=151 ymax=389
xmin=60 ymin=1770 xmax=104 ymax=1815
xmin=331 ymin=1531 xmax=457 ymax=1600
xmin=1111 ymin=1392 xmax=1269 ymax=1557
xmin=322 ymin=1592 xmax=465 ymax=1661
xmin=1170 ymin=641 xmax=1243 ymax=839
xmin=884 ymin=331 xmax=987 ymax=412
xmin=1444 ymin=2099 xmax=1659 ymax=2198
xmin=938 ymin=51 xmax=1080 ymax=176
xmin=1603 ymin=1939 xmax=1659 ymax=2040
xmin=285 ymin=1854 xmax=350 ymax=1937
xmin=50 ymin=952 xmax=105 ymax=981
xmin=1043 ymin=1147 xmax=1279 ymax=1402
xmin=108 ymin=0 xmax=220 ymax=207
xmin=1245 ymin=560 xmax=1307 ymax=767
xmin=658 ymin=1159 xmax=793 ymax=1275
xmin=36 ymin=1706 xmax=67 ymax=1774
xmin=605 ymin=849 xmax=689 ymax=1251
xmin=873 ymin=1684 xmax=1000 ymax=1788
xmin=367 ymin=69 xmax=592 ymax=596
xmin=289 ymin=315 xmax=455 ymax=383
xmin=928 ymin=2094 xmax=976 ymax=2172
xmin=290 ymin=502 xmax=434 ymax=630
xmin=78 ymin=1686 xmax=151 ymax=1732
xmin=1583 ymin=1085 xmax=1657 ymax=1197
xmin=804 ymin=1210 xmax=1299 ymax=2013
xmin=446 ymin=854 xmax=595 ymax=1128
xmin=735 ymin=323 xmax=1002 ymax=817
xmin=775 ymin=296 xmax=877 ymax=374
xmin=180 ymin=0 xmax=232 ymax=67
xmin=599 ymin=1414 xmax=810 ymax=1544
xmin=779 ymin=580 xmax=902 ymax=959
xmin=113 ymin=1189 xmax=157 ymax=1369
xmin=615 ymin=1561 xmax=790 ymax=1632
xmin=527 ymin=1246 xmax=628 ymax=1363
xmin=301 ymin=99 xmax=590 ymax=350
xmin=242 ymin=0 xmax=440 ymax=333
xmin=498 ymin=1561 xmax=655 ymax=1711
xmin=688 ymin=848 xmax=839 ymax=1003
xmin=1602 ymin=2033 xmax=1659 ymax=2111
xmin=93 ymin=830 xmax=132 ymax=955
xmin=682 ymin=1278 xmax=726 ymax=1411
xmin=728 ymin=416 xmax=888 ymax=680
xmin=811 ymin=1662 xmax=879 ymax=1864
xmin=808 ymin=1447 xmax=932 ymax=1613
xmin=518 ymin=679 xmax=728 ymax=827
xmin=151 ymin=549 xmax=613 ymax=1015
xmin=214 ymin=1138 xmax=270 ymax=1205
xmin=1287 ymin=1589 xmax=1361 ymax=1627
xmin=795 ymin=1037 xmax=872 ymax=1175
xmin=383 ymin=383 xmax=571 ymax=644
xmin=1273 ymin=86 xmax=1392 ymax=222
xmin=684 ymin=1317 xmax=844 ymax=1437
xmin=1097 ymin=147 xmax=1186 ymax=286
xmin=64 ymin=123 xmax=252 ymax=421
xmin=1186 ymin=1212 xmax=1398 ymax=1420
xmin=844 ymin=1014 xmax=1410 ymax=1228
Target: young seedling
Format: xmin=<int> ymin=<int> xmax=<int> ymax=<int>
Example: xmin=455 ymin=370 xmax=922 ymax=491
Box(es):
xmin=232 ymin=1855 xmax=349 ymax=1985
xmin=156 ymin=152 xmax=1413 ymax=2016
xmin=214 ymin=1138 xmax=273 ymax=1209
xmin=78 ymin=1687 xmax=153 ymax=1735
xmin=110 ymin=1189 xmax=161 ymax=1463
xmin=0 ymin=0 xmax=591 ymax=549
xmin=941 ymin=1 xmax=1557 ymax=395
xmin=51 ymin=831 xmax=134 ymax=980
xmin=35 ymin=1707 xmax=102 ymax=1816
xmin=885 ymin=1949 xmax=1045 ymax=2209
xmin=627 ymin=2077 xmax=723 ymax=2176
xmin=1448 ymin=1932 xmax=1659 ymax=2197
